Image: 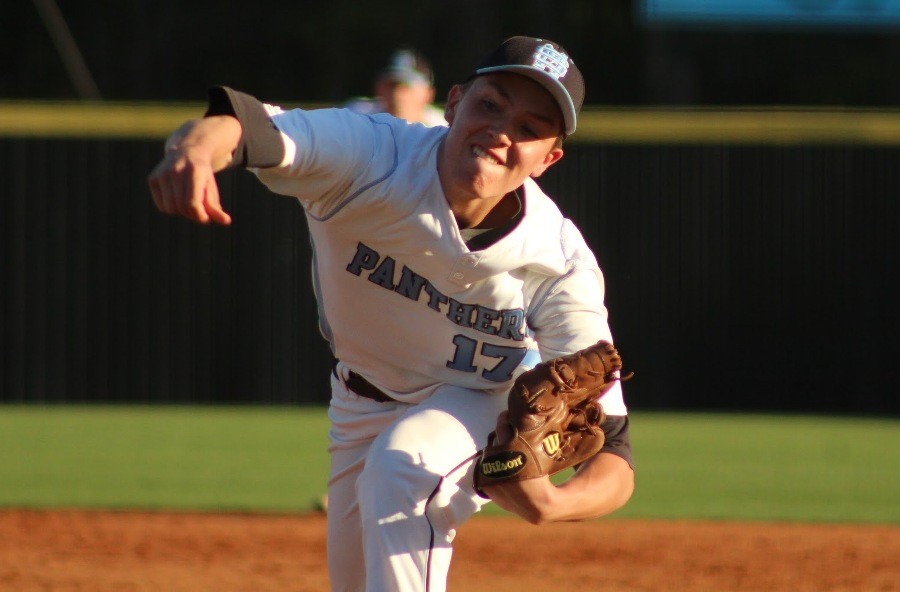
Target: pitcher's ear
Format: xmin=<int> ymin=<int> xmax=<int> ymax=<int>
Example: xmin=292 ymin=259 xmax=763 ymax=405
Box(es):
xmin=530 ymin=148 xmax=564 ymax=179
xmin=444 ymin=85 xmax=464 ymax=125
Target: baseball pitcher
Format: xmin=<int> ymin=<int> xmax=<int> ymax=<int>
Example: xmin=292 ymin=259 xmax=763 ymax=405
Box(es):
xmin=148 ymin=36 xmax=634 ymax=592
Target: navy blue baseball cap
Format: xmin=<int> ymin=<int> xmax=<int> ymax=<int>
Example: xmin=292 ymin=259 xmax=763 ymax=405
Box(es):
xmin=470 ymin=36 xmax=585 ymax=136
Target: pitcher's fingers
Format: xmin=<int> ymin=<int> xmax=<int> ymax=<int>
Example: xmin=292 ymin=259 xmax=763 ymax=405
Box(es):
xmin=204 ymin=177 xmax=232 ymax=226
xmin=156 ymin=170 xmax=182 ymax=216
xmin=148 ymin=165 xmax=175 ymax=214
xmin=177 ymin=164 xmax=211 ymax=223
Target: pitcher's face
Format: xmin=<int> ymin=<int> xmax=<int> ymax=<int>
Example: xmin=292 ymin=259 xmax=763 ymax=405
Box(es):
xmin=439 ymin=73 xmax=564 ymax=204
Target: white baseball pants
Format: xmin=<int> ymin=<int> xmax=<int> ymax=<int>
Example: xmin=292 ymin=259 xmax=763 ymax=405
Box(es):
xmin=326 ymin=366 xmax=507 ymax=592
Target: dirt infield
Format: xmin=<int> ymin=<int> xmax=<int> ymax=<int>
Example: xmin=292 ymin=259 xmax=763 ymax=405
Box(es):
xmin=1 ymin=509 xmax=897 ymax=592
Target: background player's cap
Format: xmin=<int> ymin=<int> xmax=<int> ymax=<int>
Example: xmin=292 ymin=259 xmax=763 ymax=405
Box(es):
xmin=471 ymin=36 xmax=584 ymax=136
xmin=379 ymin=48 xmax=434 ymax=87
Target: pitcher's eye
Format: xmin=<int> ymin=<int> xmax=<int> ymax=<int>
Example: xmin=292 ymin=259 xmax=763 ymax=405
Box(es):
xmin=481 ymin=99 xmax=499 ymax=112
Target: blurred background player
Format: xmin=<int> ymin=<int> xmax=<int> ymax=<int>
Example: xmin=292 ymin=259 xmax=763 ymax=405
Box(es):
xmin=344 ymin=47 xmax=447 ymax=127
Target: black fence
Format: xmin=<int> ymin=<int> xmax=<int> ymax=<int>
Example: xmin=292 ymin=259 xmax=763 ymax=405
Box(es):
xmin=1 ymin=137 xmax=897 ymax=413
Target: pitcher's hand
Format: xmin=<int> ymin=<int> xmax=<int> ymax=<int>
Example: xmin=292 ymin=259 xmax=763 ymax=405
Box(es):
xmin=147 ymin=116 xmax=241 ymax=225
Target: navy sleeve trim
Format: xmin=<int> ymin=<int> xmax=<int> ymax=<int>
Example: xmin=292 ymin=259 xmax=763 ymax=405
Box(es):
xmin=599 ymin=415 xmax=634 ymax=470
xmin=205 ymin=86 xmax=285 ymax=169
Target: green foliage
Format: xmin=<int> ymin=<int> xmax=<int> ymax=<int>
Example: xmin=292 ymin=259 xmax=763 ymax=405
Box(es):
xmin=0 ymin=407 xmax=896 ymax=523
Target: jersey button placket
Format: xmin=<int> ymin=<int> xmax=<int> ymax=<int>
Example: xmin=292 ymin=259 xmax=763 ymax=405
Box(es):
xmin=448 ymin=253 xmax=482 ymax=286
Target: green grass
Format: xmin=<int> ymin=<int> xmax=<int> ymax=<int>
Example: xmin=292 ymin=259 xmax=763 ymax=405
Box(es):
xmin=0 ymin=406 xmax=331 ymax=512
xmin=616 ymin=412 xmax=900 ymax=523
xmin=0 ymin=406 xmax=897 ymax=523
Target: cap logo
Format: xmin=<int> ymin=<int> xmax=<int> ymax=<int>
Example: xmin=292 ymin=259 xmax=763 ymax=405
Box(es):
xmin=531 ymin=43 xmax=570 ymax=81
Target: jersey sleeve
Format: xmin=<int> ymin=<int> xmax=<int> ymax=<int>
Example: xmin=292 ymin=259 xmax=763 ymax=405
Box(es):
xmin=523 ymin=213 xmax=629 ymax=416
xmin=528 ymin=266 xmax=628 ymax=416
xmin=523 ymin=215 xmax=612 ymax=358
xmin=204 ymin=85 xmax=397 ymax=218
xmin=527 ymin=266 xmax=612 ymax=359
xmin=257 ymin=108 xmax=397 ymax=218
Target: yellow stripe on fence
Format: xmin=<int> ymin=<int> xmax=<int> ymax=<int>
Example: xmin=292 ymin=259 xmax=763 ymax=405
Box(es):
xmin=2 ymin=101 xmax=900 ymax=145
xmin=573 ymin=107 xmax=900 ymax=145
xmin=0 ymin=101 xmax=206 ymax=138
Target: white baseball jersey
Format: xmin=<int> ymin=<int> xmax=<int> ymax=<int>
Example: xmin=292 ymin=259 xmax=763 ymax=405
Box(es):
xmin=205 ymin=89 xmax=632 ymax=591
xmin=253 ymin=107 xmax=626 ymax=414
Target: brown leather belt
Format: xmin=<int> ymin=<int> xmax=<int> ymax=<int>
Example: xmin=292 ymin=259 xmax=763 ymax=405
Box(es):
xmin=335 ymin=367 xmax=396 ymax=403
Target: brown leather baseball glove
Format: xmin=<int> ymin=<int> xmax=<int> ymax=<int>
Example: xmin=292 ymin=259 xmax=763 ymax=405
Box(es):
xmin=474 ymin=340 xmax=630 ymax=493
